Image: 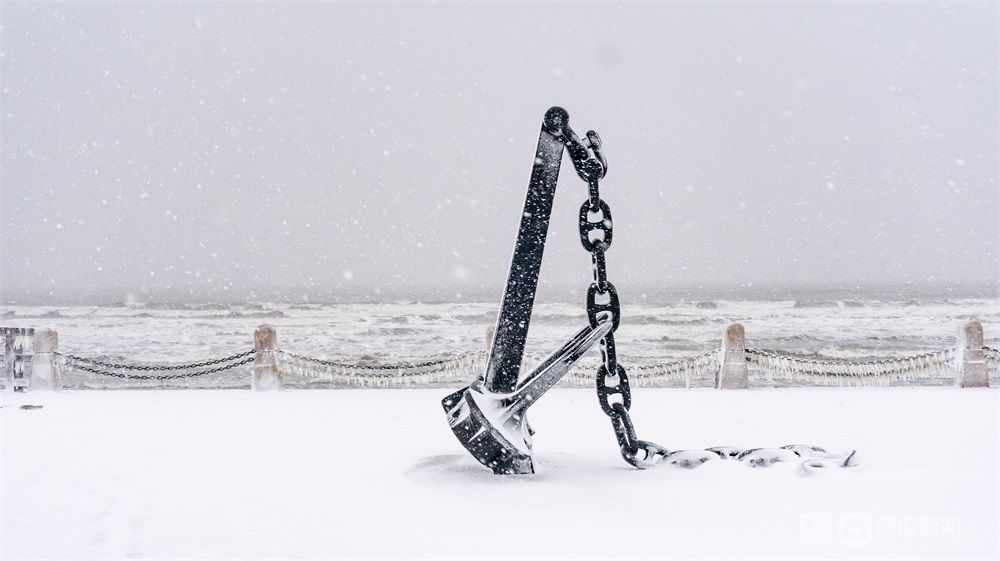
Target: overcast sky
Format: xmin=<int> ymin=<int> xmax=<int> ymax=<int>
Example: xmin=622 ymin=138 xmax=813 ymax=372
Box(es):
xmin=1 ymin=2 xmax=997 ymax=303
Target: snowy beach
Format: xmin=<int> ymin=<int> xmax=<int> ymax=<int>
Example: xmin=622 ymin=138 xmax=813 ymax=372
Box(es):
xmin=2 ymin=388 xmax=997 ymax=559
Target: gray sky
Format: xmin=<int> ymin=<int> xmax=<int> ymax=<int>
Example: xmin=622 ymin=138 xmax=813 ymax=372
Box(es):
xmin=1 ymin=2 xmax=997 ymax=303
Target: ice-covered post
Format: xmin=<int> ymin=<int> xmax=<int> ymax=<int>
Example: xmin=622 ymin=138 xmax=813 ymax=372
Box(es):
xmin=253 ymin=324 xmax=282 ymax=390
xmin=30 ymin=329 xmax=60 ymax=390
xmin=955 ymin=320 xmax=988 ymax=388
xmin=3 ymin=328 xmax=35 ymax=392
xmin=1 ymin=329 xmax=11 ymax=391
xmin=485 ymin=324 xmax=495 ymax=349
xmin=717 ymin=323 xmax=749 ymax=389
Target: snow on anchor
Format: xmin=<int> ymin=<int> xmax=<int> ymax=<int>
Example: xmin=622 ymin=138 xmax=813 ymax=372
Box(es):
xmin=442 ymin=107 xmax=857 ymax=475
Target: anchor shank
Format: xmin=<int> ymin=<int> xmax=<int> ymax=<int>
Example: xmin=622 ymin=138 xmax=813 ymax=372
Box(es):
xmin=483 ymin=113 xmax=567 ymax=393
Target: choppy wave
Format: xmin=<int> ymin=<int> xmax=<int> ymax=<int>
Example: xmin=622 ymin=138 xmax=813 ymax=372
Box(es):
xmin=1 ymin=297 xmax=997 ymax=379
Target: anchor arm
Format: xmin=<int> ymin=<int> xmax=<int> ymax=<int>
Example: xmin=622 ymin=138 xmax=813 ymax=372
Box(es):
xmin=510 ymin=316 xmax=613 ymax=412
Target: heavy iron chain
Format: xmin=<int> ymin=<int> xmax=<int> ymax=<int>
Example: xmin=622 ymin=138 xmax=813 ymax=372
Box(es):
xmin=558 ymin=121 xmax=853 ymax=473
xmin=560 ymin=126 xmax=671 ymax=469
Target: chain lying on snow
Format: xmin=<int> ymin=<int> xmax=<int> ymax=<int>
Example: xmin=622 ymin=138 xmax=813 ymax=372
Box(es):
xmin=58 ymin=351 xmax=255 ymax=380
xmin=745 ymin=347 xmax=956 ymax=386
xmin=656 ymin=445 xmax=858 ymax=475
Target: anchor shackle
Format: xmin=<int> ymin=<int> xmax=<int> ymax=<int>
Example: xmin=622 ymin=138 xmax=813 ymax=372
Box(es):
xmin=543 ymin=106 xmax=607 ymax=181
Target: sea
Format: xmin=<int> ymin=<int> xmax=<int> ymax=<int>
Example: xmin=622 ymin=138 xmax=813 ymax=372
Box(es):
xmin=3 ymin=290 xmax=997 ymax=371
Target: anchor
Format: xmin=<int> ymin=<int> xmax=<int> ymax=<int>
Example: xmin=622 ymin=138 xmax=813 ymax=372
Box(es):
xmin=442 ymin=107 xmax=626 ymax=474
xmin=442 ymin=107 xmax=859 ymax=476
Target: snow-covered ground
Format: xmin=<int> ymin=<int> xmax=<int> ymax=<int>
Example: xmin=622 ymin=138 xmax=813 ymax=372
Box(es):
xmin=2 ymin=387 xmax=997 ymax=559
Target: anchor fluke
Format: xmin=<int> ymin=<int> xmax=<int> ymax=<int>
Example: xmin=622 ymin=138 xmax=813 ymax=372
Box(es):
xmin=443 ymin=319 xmax=613 ymax=474
xmin=441 ymin=387 xmax=534 ymax=474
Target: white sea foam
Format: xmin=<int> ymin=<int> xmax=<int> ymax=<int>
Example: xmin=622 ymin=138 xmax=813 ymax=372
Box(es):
xmin=3 ymin=297 xmax=996 ymax=385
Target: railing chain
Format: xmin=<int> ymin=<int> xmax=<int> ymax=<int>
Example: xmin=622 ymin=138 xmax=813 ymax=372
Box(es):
xmin=60 ymin=354 xmax=255 ymax=380
xmin=46 ymin=344 xmax=994 ymax=385
xmin=745 ymin=347 xmax=953 ymax=367
xmin=58 ymin=350 xmax=255 ymax=371
xmin=276 ymin=349 xmax=485 ymax=372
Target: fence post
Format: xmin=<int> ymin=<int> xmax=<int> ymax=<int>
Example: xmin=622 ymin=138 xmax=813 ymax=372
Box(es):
xmin=717 ymin=323 xmax=749 ymax=389
xmin=2 ymin=329 xmax=11 ymax=391
xmin=31 ymin=329 xmax=60 ymax=390
xmin=2 ymin=328 xmax=35 ymax=392
xmin=253 ymin=324 xmax=282 ymax=390
xmin=485 ymin=324 xmax=495 ymax=349
xmin=955 ymin=320 xmax=988 ymax=388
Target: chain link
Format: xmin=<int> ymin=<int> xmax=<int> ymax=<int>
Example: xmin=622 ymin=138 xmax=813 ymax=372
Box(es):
xmin=579 ymin=199 xmax=613 ymax=252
